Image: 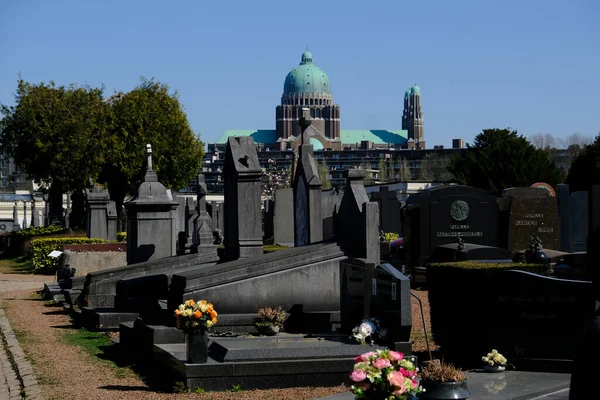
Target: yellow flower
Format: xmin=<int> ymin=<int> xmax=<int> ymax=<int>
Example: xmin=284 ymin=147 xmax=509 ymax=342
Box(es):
xmin=206 ymin=320 xmax=214 ymax=327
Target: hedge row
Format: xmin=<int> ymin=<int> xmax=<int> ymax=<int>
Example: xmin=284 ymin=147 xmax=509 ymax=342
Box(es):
xmin=13 ymin=225 xmax=67 ymax=238
xmin=31 ymin=237 xmax=109 ymax=274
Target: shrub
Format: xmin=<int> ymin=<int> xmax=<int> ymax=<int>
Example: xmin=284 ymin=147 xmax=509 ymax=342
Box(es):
xmin=31 ymin=237 xmax=108 ymax=274
xmin=116 ymin=232 xmax=127 ymax=242
xmin=256 ymin=306 xmax=286 ymax=327
xmin=13 ymin=225 xmax=67 ymax=238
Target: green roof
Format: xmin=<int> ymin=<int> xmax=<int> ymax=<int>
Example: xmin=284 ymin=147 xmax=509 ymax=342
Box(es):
xmin=284 ymin=51 xmax=331 ymax=94
xmin=310 ymin=137 xmax=324 ymax=150
xmin=215 ymin=129 xmax=407 ymax=145
xmin=216 ymin=130 xmax=278 ymax=144
xmin=410 ymin=85 xmax=420 ymax=95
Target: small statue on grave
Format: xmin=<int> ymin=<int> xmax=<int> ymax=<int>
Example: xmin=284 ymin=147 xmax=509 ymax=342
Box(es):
xmin=213 ymin=228 xmax=224 ymax=245
xmin=457 ymin=236 xmax=465 ymax=252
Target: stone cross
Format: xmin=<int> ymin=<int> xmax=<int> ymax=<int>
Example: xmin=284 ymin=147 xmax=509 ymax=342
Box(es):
xmin=299 ymin=108 xmax=312 ymax=147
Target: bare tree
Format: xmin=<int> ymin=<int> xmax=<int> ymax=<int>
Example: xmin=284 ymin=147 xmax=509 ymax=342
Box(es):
xmin=528 ymin=133 xmax=557 ymax=150
xmin=559 ymin=132 xmax=593 ymax=149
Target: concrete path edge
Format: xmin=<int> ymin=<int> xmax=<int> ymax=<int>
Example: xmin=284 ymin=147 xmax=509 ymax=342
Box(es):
xmin=0 ymin=308 xmax=42 ymax=399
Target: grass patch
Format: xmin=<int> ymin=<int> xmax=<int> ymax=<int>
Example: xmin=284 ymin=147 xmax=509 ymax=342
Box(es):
xmin=61 ymin=328 xmax=132 ymax=379
xmin=0 ymin=256 xmax=34 ymax=274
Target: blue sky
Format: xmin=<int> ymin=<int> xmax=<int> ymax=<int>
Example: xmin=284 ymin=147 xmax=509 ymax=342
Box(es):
xmin=1 ymin=0 xmax=598 ymax=147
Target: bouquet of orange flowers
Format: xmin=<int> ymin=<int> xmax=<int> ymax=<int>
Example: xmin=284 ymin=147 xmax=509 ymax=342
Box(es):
xmin=174 ymin=299 xmax=218 ymax=332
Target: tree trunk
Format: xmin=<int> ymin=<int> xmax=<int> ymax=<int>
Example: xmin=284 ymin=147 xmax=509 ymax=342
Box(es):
xmin=48 ymin=184 xmax=65 ymax=226
xmin=69 ymin=189 xmax=86 ymax=231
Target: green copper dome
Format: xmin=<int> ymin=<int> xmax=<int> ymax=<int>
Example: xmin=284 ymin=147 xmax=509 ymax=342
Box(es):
xmin=404 ymin=89 xmax=411 ymax=98
xmin=410 ymin=85 xmax=420 ymax=95
xmin=284 ymin=51 xmax=331 ymax=94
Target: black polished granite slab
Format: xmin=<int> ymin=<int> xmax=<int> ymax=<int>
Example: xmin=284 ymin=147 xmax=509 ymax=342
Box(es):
xmin=315 ymin=370 xmax=570 ymax=400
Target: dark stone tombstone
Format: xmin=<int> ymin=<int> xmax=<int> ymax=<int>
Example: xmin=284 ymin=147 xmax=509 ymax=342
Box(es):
xmin=500 ymin=187 xmax=560 ymax=254
xmin=487 ymin=270 xmax=594 ymax=364
xmin=263 ymin=199 xmax=274 ymax=243
xmin=570 ymin=185 xmax=600 ymax=399
xmin=174 ymin=196 xmax=187 ymax=254
xmin=125 ymin=144 xmax=179 ymax=264
xmin=371 ymin=263 xmax=412 ymax=344
xmin=273 ymin=188 xmax=294 ymax=246
xmin=293 ymin=108 xmax=323 ymax=247
xmin=558 ymin=184 xmax=588 ymax=253
xmin=402 ymin=185 xmax=499 ymax=267
xmin=339 ymin=259 xmax=412 ymax=352
xmin=223 ymin=136 xmax=263 ymax=260
xmin=372 ymin=186 xmax=401 ymax=234
xmin=335 ymin=169 xmax=380 ymax=263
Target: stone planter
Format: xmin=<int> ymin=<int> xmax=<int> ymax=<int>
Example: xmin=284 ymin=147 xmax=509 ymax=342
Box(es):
xmin=185 ymin=330 xmax=208 ymax=363
xmin=484 ymin=364 xmax=505 ymax=373
xmin=418 ymin=380 xmax=470 ymax=399
xmin=256 ymin=324 xmax=281 ymax=336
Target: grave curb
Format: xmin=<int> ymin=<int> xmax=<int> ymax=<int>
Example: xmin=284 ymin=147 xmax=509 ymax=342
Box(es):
xmin=0 ymin=307 xmax=42 ymax=400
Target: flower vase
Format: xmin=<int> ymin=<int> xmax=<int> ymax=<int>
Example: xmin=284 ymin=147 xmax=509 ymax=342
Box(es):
xmin=185 ymin=330 xmax=208 ymax=363
xmin=484 ymin=365 xmax=505 ymax=373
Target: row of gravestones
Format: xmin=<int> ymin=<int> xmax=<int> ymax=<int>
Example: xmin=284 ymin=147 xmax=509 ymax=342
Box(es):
xmin=85 ymin=174 xmax=226 ymax=252
xmin=398 ymin=184 xmax=588 ymax=266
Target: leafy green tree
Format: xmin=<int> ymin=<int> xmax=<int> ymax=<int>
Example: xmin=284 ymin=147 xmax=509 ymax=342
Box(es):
xmin=0 ymin=78 xmax=111 ymax=223
xmin=565 ymin=134 xmax=600 ymax=193
xmin=99 ymin=78 xmax=204 ymax=210
xmin=448 ymin=128 xmax=561 ymax=195
xmin=318 ymin=158 xmax=332 ymax=190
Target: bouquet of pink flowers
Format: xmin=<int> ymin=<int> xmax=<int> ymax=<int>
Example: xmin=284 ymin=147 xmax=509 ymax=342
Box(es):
xmin=350 ymin=349 xmax=422 ymax=400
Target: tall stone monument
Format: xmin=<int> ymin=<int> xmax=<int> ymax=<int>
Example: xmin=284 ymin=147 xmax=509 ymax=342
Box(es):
xmin=86 ymin=186 xmax=111 ymax=240
xmin=293 ymin=108 xmax=323 ymax=247
xmin=335 ymin=169 xmax=380 ymax=264
xmin=125 ymin=144 xmax=179 ymax=264
xmin=223 ymin=137 xmax=263 ymax=260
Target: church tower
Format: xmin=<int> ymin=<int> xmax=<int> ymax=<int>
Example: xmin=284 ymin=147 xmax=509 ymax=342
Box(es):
xmin=402 ymin=85 xmax=425 ymax=149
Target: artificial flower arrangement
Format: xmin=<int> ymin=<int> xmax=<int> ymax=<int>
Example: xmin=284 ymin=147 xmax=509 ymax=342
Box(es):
xmin=174 ymin=299 xmax=218 ymax=332
xmin=352 ymin=317 xmax=388 ymax=345
xmin=481 ymin=349 xmax=507 ymax=368
xmin=349 ymin=349 xmax=422 ymax=400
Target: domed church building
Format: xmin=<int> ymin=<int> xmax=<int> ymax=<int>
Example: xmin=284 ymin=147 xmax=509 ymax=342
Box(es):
xmin=214 ymin=50 xmax=425 ymax=151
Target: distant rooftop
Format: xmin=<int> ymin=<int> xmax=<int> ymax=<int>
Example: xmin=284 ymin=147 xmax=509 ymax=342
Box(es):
xmin=215 ymin=129 xmax=408 ymax=146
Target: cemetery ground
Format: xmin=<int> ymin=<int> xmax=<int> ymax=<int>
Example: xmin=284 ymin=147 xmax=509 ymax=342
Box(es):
xmin=0 ymin=263 xmax=435 ymax=399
